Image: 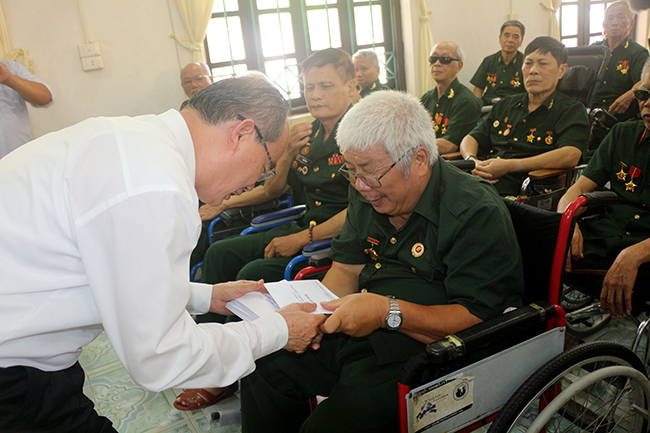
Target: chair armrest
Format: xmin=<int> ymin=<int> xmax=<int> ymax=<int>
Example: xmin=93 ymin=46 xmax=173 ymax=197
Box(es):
xmin=441 ymin=152 xmax=462 ymax=161
xmin=303 ymin=239 xmax=332 ymax=256
xmin=219 ymin=198 xmax=284 ymax=225
xmin=580 ymin=191 xmax=618 ymax=207
xmin=527 ymin=168 xmax=572 ymax=181
xmin=250 ymin=205 xmax=307 ymax=228
xmin=446 ymin=159 xmax=475 ymax=172
xmin=425 ymin=301 xmax=557 ymax=364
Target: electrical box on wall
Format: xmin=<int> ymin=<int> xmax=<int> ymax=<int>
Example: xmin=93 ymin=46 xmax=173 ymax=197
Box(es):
xmin=78 ymin=42 xmax=103 ymax=71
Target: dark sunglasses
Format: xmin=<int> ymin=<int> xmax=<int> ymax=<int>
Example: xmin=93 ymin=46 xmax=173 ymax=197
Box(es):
xmin=428 ymin=56 xmax=461 ymax=65
xmin=633 ymin=89 xmax=650 ymax=102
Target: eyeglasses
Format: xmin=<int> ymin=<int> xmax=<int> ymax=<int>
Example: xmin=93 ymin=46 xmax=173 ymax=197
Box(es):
xmin=338 ymin=147 xmax=418 ymax=188
xmin=428 ymin=56 xmax=461 ymax=65
xmin=181 ymin=75 xmax=211 ymax=88
xmin=236 ymin=115 xmax=276 ymax=182
xmin=633 ymin=88 xmax=650 ymax=102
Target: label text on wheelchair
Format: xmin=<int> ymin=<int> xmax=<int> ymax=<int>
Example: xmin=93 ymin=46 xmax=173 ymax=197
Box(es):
xmin=411 ymin=374 xmax=474 ymax=433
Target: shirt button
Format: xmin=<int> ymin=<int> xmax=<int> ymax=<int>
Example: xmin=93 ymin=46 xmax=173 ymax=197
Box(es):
xmin=331 ymin=173 xmax=336 ymax=178
xmin=361 ymin=288 xmax=367 ymax=293
xmin=314 ymin=167 xmax=320 ymax=173
xmin=523 ymin=119 xmax=526 ymax=123
xmin=635 ymin=214 xmax=641 ymax=220
xmin=514 ymin=138 xmax=519 ymax=141
xmin=627 ymin=232 xmax=631 ymax=236
xmin=315 ymin=188 xmax=321 ymax=193
xmin=375 ymin=263 xmax=382 ymax=269
xmin=390 ymin=237 xmax=397 ymax=244
xmin=315 ymin=201 xmax=322 ymax=206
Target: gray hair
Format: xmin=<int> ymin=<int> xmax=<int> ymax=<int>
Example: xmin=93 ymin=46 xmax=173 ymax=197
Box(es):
xmin=500 ymin=20 xmax=526 ymax=38
xmin=607 ymin=1 xmax=636 ymax=19
xmin=640 ymin=56 xmax=650 ymax=84
xmin=180 ymin=62 xmax=211 ymax=79
xmin=455 ymin=45 xmax=465 ymax=62
xmin=337 ymin=90 xmax=438 ymax=174
xmin=183 ymin=75 xmax=289 ymax=143
xmin=353 ymin=49 xmax=380 ymax=69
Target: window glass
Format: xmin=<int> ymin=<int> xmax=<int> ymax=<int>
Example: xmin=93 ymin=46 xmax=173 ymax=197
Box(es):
xmin=307 ymin=9 xmax=342 ymax=50
xmin=264 ymin=58 xmax=301 ymax=100
xmin=213 ymin=0 xmax=239 ymax=13
xmin=305 ymin=0 xmax=337 ymax=5
xmin=563 ymin=37 xmax=579 ymax=48
xmin=354 ymin=5 xmax=384 ymax=45
xmin=206 ymin=17 xmax=246 ymax=63
xmin=589 ymin=3 xmax=606 ymax=35
xmin=256 ymin=0 xmax=290 ymax=10
xmin=589 ymin=35 xmax=603 ymax=44
xmin=561 ymin=4 xmax=579 ymax=37
xmin=212 ymin=64 xmax=249 ymax=81
xmin=259 ymin=12 xmax=296 ymax=56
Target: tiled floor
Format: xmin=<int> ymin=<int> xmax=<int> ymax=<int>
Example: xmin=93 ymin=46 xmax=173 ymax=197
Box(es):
xmin=81 ymin=312 xmax=645 ymax=432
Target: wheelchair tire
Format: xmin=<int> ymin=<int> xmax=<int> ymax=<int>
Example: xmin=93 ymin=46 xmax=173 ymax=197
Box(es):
xmin=487 ymin=341 xmax=648 ymax=433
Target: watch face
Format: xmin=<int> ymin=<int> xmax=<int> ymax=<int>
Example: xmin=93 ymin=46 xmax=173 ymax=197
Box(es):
xmin=387 ymin=314 xmax=402 ymax=329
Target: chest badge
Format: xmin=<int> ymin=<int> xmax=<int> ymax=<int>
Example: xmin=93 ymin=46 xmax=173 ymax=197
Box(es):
xmin=412 ymin=243 xmax=425 ymax=257
xmin=365 ymin=237 xmax=380 ymax=261
xmin=626 ymin=166 xmax=641 ymax=192
xmin=617 ymin=161 xmax=628 ymax=181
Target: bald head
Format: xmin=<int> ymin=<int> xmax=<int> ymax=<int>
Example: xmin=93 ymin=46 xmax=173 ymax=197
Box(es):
xmin=181 ymin=63 xmax=213 ymax=98
xmin=428 ymin=41 xmax=464 ymax=86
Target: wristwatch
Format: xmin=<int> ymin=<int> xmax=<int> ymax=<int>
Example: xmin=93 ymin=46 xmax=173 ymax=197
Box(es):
xmin=385 ymin=295 xmax=402 ymax=331
xmin=465 ymin=154 xmax=476 ymax=161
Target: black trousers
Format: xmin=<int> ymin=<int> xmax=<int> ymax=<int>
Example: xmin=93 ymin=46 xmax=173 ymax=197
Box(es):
xmin=0 ymin=362 xmax=116 ymax=433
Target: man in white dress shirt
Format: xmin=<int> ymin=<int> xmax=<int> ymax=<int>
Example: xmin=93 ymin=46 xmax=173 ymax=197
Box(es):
xmin=0 ymin=76 xmax=325 ymax=432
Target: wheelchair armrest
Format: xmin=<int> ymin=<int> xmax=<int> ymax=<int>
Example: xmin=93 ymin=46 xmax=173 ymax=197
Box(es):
xmin=446 ymin=159 xmax=475 ymax=172
xmin=219 ymin=199 xmax=284 ymax=225
xmin=441 ymin=152 xmax=462 ymax=161
xmin=425 ymin=301 xmax=557 ymax=364
xmin=250 ymin=205 xmax=307 ymax=228
xmin=527 ymin=168 xmax=572 ymax=180
xmin=303 ymin=239 xmax=332 ymax=256
xmin=580 ymin=191 xmax=618 ymax=207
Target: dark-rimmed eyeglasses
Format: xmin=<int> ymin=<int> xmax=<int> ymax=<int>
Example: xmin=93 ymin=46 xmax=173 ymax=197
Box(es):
xmin=338 ymin=147 xmax=419 ymax=188
xmin=237 ymin=115 xmax=276 ymax=182
xmin=633 ymin=88 xmax=650 ymax=102
xmin=428 ymin=56 xmax=461 ymax=65
xmin=181 ymin=75 xmax=211 ymax=88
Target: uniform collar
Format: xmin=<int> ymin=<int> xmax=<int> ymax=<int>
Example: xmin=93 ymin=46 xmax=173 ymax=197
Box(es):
xmin=498 ymin=51 xmax=523 ymax=65
xmin=517 ymin=89 xmax=558 ymax=112
xmin=437 ymin=77 xmax=461 ymax=100
xmin=410 ymin=157 xmax=442 ymax=224
xmin=604 ymin=35 xmax=633 ymax=51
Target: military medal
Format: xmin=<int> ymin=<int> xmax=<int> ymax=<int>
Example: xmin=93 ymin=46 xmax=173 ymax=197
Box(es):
xmin=292 ymin=161 xmax=298 ymax=168
xmin=328 ymin=153 xmax=344 ymax=165
xmin=618 ymin=60 xmax=629 ymax=75
xmin=365 ymin=237 xmax=380 ymax=261
xmin=493 ymin=120 xmax=500 ymax=128
xmin=511 ymin=76 xmax=521 ymax=87
xmin=302 ymin=146 xmax=310 ymax=155
xmin=616 ymin=162 xmax=628 ymax=181
xmin=302 ymin=166 xmax=309 ymax=175
xmin=503 ymin=126 xmax=511 ymax=137
xmin=527 ymin=128 xmax=536 ymax=143
xmin=411 ymin=243 xmax=425 ymax=257
xmin=545 ymin=131 xmax=554 ymax=145
xmin=296 ymin=154 xmax=312 ymax=167
xmin=626 ymin=166 xmax=641 ymax=192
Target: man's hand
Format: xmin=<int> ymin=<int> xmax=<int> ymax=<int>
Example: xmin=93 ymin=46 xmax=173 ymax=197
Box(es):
xmin=264 ymin=231 xmax=308 ymax=258
xmin=570 ymin=223 xmax=585 ymax=262
xmin=471 ymin=158 xmax=513 ymax=183
xmin=0 ymin=63 xmax=13 ymax=85
xmin=609 ymin=90 xmax=635 ymax=115
xmin=320 ymin=292 xmax=386 ymax=337
xmin=199 ymin=203 xmax=225 ymax=222
xmin=276 ymin=303 xmax=327 ymax=353
xmin=288 ymin=122 xmax=313 ymax=156
xmin=209 ymin=279 xmax=266 ymax=315
xmin=600 ymin=246 xmax=643 ymax=319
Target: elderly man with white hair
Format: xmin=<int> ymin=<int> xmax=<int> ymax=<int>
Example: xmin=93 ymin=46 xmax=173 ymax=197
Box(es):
xmin=240 ymin=90 xmax=524 ymax=433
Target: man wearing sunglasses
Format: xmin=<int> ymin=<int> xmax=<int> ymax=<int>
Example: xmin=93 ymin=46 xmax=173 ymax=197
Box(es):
xmin=460 ymin=36 xmax=590 ymax=197
xmin=240 ymin=90 xmax=524 ymax=433
xmin=0 ymin=76 xmax=327 ymax=432
xmin=471 ymin=20 xmax=527 ymax=106
xmin=420 ymin=41 xmax=482 ymax=155
xmin=558 ymin=56 xmax=650 ymax=321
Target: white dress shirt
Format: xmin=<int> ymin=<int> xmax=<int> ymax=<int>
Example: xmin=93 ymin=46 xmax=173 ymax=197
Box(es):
xmin=0 ymin=60 xmax=55 ymax=158
xmin=0 ymin=109 xmax=288 ymax=392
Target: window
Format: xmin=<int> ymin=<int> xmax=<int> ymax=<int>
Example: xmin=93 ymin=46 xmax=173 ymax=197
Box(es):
xmin=558 ymin=0 xmax=615 ymax=47
xmin=204 ymin=0 xmax=403 ymax=110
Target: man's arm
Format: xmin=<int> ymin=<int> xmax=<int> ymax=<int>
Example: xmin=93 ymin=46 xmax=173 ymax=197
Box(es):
xmin=321 ymin=261 xmax=364 ymax=298
xmin=473 ymin=86 xmax=485 ymax=99
xmin=436 ymin=138 xmax=460 ymax=154
xmin=609 ymin=80 xmax=641 ymax=115
xmin=460 ymin=134 xmax=480 ymax=160
xmin=0 ymin=63 xmax=52 ymax=106
xmin=557 ymin=175 xmax=599 ymax=214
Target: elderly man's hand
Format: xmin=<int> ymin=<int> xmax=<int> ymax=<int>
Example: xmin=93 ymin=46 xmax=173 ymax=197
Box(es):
xmin=209 ymin=279 xmax=266 ymax=315
xmin=288 ymin=122 xmax=313 ymax=156
xmin=471 ymin=158 xmax=514 ymax=183
xmin=0 ymin=63 xmax=12 ymax=85
xmin=570 ymin=223 xmax=585 ymax=262
xmin=276 ymin=303 xmax=327 ymax=353
xmin=199 ymin=203 xmax=225 ymax=222
xmin=609 ymin=90 xmax=635 ymax=115
xmin=264 ymin=231 xmax=308 ymax=258
xmin=319 ymin=292 xmax=386 ymax=337
xmin=600 ymin=245 xmax=643 ymax=319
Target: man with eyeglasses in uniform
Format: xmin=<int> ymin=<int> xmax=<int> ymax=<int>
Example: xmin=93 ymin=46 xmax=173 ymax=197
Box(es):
xmin=471 ymin=20 xmax=527 ymax=106
xmin=240 ymin=90 xmax=524 ymax=433
xmin=0 ymin=76 xmax=327 ymax=433
xmin=557 ymin=56 xmax=650 ymax=322
xmin=420 ymin=41 xmax=482 ymax=155
xmin=460 ymin=36 xmax=590 ymax=198
xmin=181 ymin=62 xmax=214 ymax=98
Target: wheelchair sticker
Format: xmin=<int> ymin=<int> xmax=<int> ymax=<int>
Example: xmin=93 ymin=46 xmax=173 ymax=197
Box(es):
xmin=411 ymin=374 xmax=474 ymax=433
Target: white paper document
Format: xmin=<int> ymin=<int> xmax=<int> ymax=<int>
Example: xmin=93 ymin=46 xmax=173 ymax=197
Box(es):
xmin=226 ymin=279 xmax=339 ymax=322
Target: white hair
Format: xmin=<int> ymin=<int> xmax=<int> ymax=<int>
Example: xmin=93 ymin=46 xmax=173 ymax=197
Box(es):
xmin=337 ymin=90 xmax=438 ymax=173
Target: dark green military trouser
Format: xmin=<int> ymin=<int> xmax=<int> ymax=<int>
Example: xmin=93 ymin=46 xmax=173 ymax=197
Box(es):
xmin=241 ymin=334 xmax=403 ymax=433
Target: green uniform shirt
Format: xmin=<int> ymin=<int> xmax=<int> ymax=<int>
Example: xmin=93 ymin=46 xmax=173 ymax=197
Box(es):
xmin=287 ymin=117 xmax=349 ymax=227
xmin=592 ymin=36 xmax=649 ymax=121
xmin=330 ymin=156 xmax=524 ymax=364
xmin=359 ymin=79 xmax=390 ymax=98
xmin=420 ymin=78 xmax=482 ymax=147
xmin=580 ymin=120 xmax=650 ymax=261
xmin=469 ymin=90 xmax=590 ymax=196
xmin=470 ymin=50 xmax=526 ymax=105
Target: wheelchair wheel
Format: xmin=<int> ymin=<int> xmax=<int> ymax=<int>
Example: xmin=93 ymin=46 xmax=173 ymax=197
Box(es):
xmin=565 ymin=302 xmax=612 ymax=338
xmin=487 ymin=341 xmax=649 ymax=433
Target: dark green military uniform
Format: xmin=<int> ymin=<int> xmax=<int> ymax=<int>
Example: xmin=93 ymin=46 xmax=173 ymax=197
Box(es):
xmin=200 ymin=117 xmax=349 ymax=285
xmin=592 ymin=36 xmax=649 ymax=121
xmin=241 ymin=156 xmax=524 ymax=433
xmin=359 ymin=79 xmax=390 ymax=98
xmin=469 ymin=90 xmax=590 ymax=196
xmin=576 ymin=120 xmax=650 ymax=269
xmin=470 ymin=50 xmax=526 ymax=105
xmin=420 ymin=78 xmax=482 ymax=147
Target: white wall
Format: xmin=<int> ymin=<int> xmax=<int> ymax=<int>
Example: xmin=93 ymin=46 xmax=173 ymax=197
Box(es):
xmin=2 ymin=0 xmax=193 ymax=138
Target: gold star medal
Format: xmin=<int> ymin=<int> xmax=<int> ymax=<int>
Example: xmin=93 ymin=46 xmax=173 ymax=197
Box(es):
xmin=527 ymin=128 xmax=536 ymax=143
xmin=626 ymin=166 xmax=641 ymax=192
xmin=626 ymin=180 xmax=637 ymax=191
xmin=617 ymin=161 xmax=628 ymax=181
xmin=545 ymin=131 xmax=554 ymax=145
xmin=412 ymin=243 xmax=425 ymax=257
xmin=365 ymin=237 xmax=380 ymax=261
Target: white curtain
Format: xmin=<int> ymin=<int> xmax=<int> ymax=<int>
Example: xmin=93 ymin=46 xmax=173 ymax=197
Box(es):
xmin=0 ymin=3 xmax=34 ymax=72
xmin=540 ymin=0 xmax=561 ymax=41
xmin=171 ymin=0 xmax=215 ymax=62
xmin=418 ymin=0 xmax=435 ymax=97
